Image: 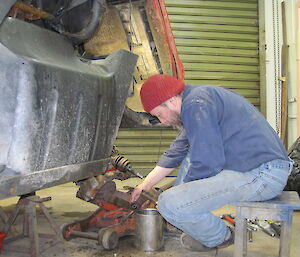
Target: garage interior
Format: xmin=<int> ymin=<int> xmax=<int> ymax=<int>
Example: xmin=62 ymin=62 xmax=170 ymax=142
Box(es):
xmin=0 ymin=0 xmax=300 ymax=257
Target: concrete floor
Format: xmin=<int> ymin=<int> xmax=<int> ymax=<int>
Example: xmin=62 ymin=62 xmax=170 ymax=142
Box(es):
xmin=0 ymin=178 xmax=299 ymax=257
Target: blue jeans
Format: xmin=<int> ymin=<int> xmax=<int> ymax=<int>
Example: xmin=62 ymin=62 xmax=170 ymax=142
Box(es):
xmin=157 ymin=157 xmax=293 ymax=247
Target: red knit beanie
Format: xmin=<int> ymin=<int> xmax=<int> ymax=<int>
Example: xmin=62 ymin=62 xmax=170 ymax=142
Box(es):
xmin=140 ymin=74 xmax=185 ymax=112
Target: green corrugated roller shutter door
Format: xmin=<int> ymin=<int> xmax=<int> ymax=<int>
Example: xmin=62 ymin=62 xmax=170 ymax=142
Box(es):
xmin=115 ymin=128 xmax=178 ymax=176
xmin=165 ymin=0 xmax=260 ymax=107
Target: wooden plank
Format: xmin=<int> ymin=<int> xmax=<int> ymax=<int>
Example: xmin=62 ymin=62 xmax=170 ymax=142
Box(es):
xmin=168 ymin=15 xmax=258 ymax=26
xmin=180 ymin=54 xmax=258 ymax=65
xmin=175 ymin=38 xmax=258 ymax=49
xmin=165 ymin=0 xmax=257 ymax=11
xmin=184 ymin=63 xmax=259 ymax=73
xmin=177 ymin=46 xmax=258 ymax=57
xmin=173 ymin=30 xmax=258 ymax=42
xmin=166 ymin=7 xmax=257 ymax=18
xmin=170 ymin=23 xmax=258 ymax=34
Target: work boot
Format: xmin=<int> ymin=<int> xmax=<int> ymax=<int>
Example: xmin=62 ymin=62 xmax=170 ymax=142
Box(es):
xmin=180 ymin=227 xmax=234 ymax=252
xmin=217 ymin=227 xmax=235 ymax=249
xmin=165 ymin=222 xmax=182 ymax=234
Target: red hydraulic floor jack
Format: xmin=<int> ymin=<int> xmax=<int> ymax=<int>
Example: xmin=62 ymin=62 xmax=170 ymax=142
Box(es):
xmin=62 ymin=156 xmax=159 ymax=250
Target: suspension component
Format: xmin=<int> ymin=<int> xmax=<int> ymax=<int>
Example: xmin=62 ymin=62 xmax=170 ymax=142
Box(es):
xmin=112 ymin=155 xmax=144 ymax=179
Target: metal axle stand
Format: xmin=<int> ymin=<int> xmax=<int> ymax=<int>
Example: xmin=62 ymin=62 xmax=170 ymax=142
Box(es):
xmin=2 ymin=192 xmax=63 ymax=257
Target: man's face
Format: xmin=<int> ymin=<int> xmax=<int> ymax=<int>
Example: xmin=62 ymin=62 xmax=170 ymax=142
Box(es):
xmin=150 ymin=105 xmax=181 ymax=128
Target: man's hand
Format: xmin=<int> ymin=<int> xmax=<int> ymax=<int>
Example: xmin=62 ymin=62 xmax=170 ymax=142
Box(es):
xmin=130 ymin=165 xmax=174 ymax=203
xmin=130 ymin=184 xmax=145 ymax=203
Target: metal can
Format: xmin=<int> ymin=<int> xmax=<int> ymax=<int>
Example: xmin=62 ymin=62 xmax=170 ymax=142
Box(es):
xmin=134 ymin=208 xmax=164 ymax=251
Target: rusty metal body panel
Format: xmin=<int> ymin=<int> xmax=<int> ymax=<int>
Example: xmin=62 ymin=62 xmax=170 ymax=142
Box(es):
xmin=0 ymin=17 xmax=137 ymax=199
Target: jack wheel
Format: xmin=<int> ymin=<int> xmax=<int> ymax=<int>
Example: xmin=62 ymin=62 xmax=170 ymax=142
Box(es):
xmin=102 ymin=230 xmax=119 ymax=250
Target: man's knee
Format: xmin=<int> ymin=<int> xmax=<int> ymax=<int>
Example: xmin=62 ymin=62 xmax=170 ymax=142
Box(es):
xmin=157 ymin=188 xmax=182 ymax=219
